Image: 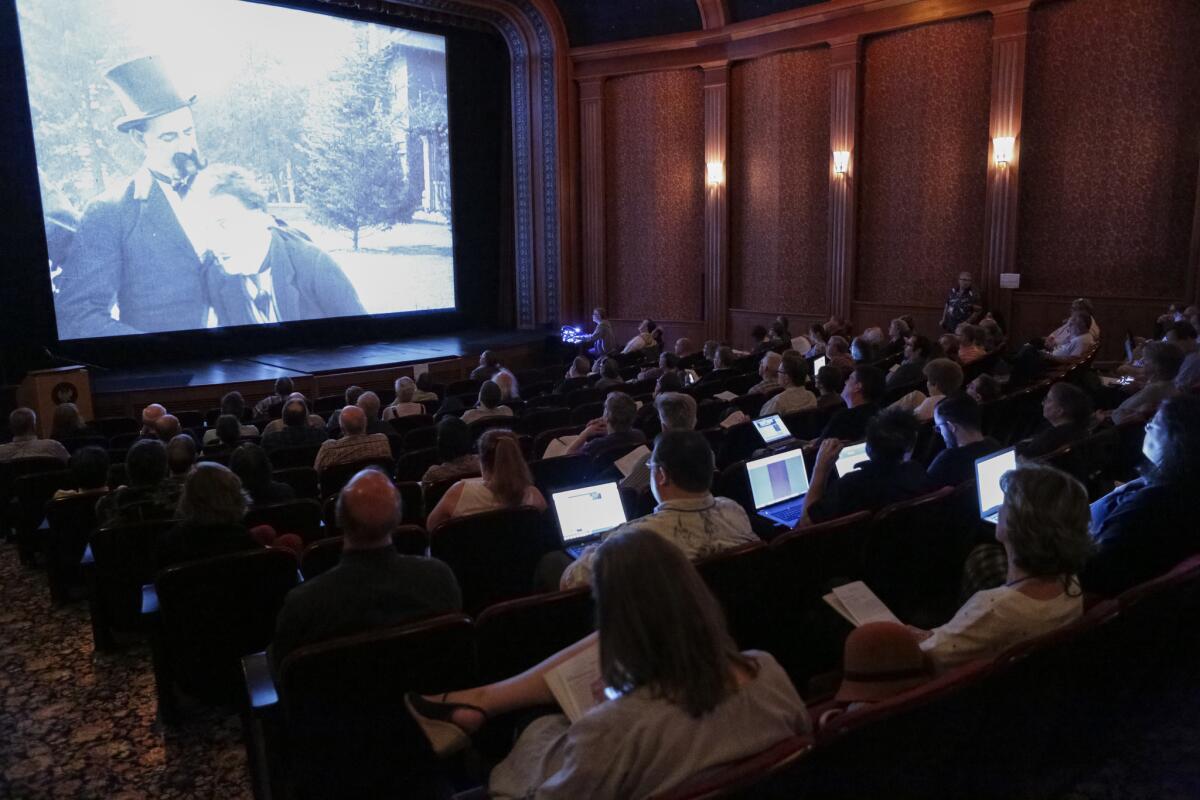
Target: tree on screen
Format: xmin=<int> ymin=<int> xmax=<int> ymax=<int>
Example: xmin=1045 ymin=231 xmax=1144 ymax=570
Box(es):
xmin=296 ymin=34 xmax=420 ymax=250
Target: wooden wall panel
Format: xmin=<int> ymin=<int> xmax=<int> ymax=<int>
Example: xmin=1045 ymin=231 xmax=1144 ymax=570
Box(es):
xmin=1016 ymin=0 xmax=1200 ymax=300
xmin=856 ymin=15 xmax=993 ymax=307
xmin=603 ymin=69 xmax=706 ymax=321
xmin=729 ymin=46 xmax=831 ymax=318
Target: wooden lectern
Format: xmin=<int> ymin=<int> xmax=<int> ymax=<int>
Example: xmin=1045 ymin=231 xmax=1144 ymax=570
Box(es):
xmin=17 ymin=366 xmax=93 ymax=438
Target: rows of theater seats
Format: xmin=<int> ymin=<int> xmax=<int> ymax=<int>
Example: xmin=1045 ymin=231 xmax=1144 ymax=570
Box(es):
xmin=4 ymin=336 xmax=1183 ymax=798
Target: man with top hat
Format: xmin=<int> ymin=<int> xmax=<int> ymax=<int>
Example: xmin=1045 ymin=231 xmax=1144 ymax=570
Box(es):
xmin=54 ymin=55 xmax=211 ymax=339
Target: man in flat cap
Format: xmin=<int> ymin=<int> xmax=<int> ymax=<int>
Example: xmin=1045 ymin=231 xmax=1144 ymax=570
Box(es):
xmin=55 ymin=55 xmax=212 ymax=338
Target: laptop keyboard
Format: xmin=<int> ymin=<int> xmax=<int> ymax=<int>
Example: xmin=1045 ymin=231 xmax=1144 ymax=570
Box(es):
xmin=771 ymin=505 xmax=804 ymax=525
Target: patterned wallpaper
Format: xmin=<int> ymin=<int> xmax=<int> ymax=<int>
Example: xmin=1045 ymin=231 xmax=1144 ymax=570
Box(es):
xmin=1017 ymin=0 xmax=1200 ymax=298
xmin=856 ymin=16 xmax=993 ymax=306
xmin=730 ymin=46 xmax=831 ymax=316
xmin=604 ymin=69 xmax=706 ymax=321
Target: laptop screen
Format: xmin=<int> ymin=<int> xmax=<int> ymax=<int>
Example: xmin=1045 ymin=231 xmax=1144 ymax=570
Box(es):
xmin=813 ymin=355 xmax=827 ymax=373
xmin=975 ymin=448 xmax=1017 ymax=519
xmin=552 ymin=482 xmax=628 ymax=544
xmin=746 ymin=449 xmax=810 ymax=510
xmin=753 ymin=414 xmax=792 ymax=445
xmin=835 ymin=441 xmax=870 ymax=478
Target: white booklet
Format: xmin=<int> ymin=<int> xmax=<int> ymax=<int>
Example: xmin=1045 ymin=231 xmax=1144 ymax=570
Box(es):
xmin=543 ymin=435 xmax=579 ymax=459
xmin=714 ymin=391 xmax=739 ymax=401
xmin=543 ymin=640 xmax=608 ymax=723
xmin=823 ymin=581 xmax=901 ymax=627
xmin=614 ymin=445 xmax=651 ymax=478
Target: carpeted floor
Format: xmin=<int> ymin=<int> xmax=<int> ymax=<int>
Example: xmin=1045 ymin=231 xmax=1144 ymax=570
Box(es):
xmin=0 ymin=541 xmax=251 ymax=800
xmin=2 ymin=536 xmax=1198 ymax=799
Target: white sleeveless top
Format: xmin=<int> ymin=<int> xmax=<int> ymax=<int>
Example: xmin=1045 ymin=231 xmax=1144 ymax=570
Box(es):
xmin=452 ymin=477 xmax=541 ymax=517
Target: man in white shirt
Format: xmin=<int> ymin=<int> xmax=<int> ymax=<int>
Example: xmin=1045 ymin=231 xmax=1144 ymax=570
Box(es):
xmin=747 ymin=352 xmax=783 ymax=396
xmin=1046 ymin=312 xmax=1096 ymax=363
xmin=760 ymin=353 xmax=817 ymax=417
xmin=0 ymin=408 xmax=69 ymax=464
xmin=561 ymin=431 xmax=758 ymax=589
xmin=1045 ymin=298 xmax=1100 ymax=350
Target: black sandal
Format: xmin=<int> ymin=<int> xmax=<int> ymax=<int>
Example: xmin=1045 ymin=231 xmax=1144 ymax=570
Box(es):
xmin=404 ymin=692 xmax=488 ymax=757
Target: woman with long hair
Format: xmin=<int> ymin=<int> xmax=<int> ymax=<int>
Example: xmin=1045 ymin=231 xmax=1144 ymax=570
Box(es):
xmin=407 ymin=529 xmax=809 ymax=798
xmin=423 ymin=429 xmax=546 ymax=530
xmin=50 ymin=402 xmax=90 ymax=442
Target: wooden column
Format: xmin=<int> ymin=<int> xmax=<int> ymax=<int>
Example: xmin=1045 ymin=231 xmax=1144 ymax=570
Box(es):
xmin=1190 ymin=149 xmax=1200 ymax=305
xmin=982 ymin=3 xmax=1031 ymax=325
xmin=827 ymin=37 xmax=861 ymax=323
xmin=704 ymin=64 xmax=731 ymax=342
xmin=578 ymin=77 xmax=606 ymax=318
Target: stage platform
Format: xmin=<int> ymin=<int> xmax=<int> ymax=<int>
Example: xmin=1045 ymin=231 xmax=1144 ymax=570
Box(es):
xmin=90 ymin=329 xmax=552 ymax=417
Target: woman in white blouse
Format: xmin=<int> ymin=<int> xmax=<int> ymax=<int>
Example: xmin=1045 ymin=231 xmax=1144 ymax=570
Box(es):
xmin=622 ymin=319 xmax=661 ymax=355
xmin=910 ymin=464 xmax=1092 ymax=671
xmin=424 ymin=429 xmax=545 ymax=530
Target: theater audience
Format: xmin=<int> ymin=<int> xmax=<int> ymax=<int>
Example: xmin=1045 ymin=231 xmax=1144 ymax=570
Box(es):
xmin=425 ymin=430 xmax=546 ymax=530
xmin=230 ymin=443 xmax=296 ymax=507
xmin=1107 ymin=341 xmax=1182 ymax=426
xmin=760 ymin=353 xmax=817 ymax=416
xmin=312 ymin=405 xmax=390 ymax=473
xmin=1016 ymin=383 xmax=1093 ymax=459
xmin=49 ymin=402 xmax=91 ymax=442
xmin=383 ymin=377 xmax=426 ymax=420
xmin=581 ymin=306 xmax=616 ymax=357
xmin=565 ymin=392 xmax=646 ymax=459
xmin=262 ymin=393 xmax=324 ymax=435
xmin=469 ymin=350 xmax=500 ymax=381
xmin=355 ymin=391 xmax=392 ymax=436
xmin=52 ymin=446 xmax=110 ymax=500
xmin=805 ymin=324 xmax=828 ymax=359
xmin=892 ymin=359 xmax=964 ymax=422
xmin=966 ymin=374 xmax=1002 ymax=404
xmin=140 ymin=403 xmax=167 ymax=436
xmin=940 ymin=271 xmax=982 ymax=332
xmin=324 ymin=385 xmax=365 ymax=436
xmin=1045 ymin=298 xmax=1100 ymax=349
xmin=956 ymin=325 xmax=987 ymax=365
xmin=825 ymin=337 xmax=856 ymax=375
xmin=253 ymin=377 xmax=294 ymax=419
xmin=493 ymin=368 xmax=520 ymax=403
xmin=263 ymin=398 xmax=329 ymax=452
xmin=912 ymin=465 xmax=1089 ymax=671
xmin=461 ymin=381 xmax=514 ymax=425
xmin=154 ymin=463 xmax=268 ymax=570
xmin=153 ymin=414 xmax=182 ymax=442
xmin=887 ymin=336 xmax=931 ymax=390
xmin=203 ymin=392 xmax=258 ymax=445
xmin=421 ymin=417 xmax=481 ymax=484
xmin=96 ymin=439 xmax=178 ymax=526
xmin=623 ymin=319 xmax=660 ymax=354
xmin=814 ymin=366 xmax=847 ymax=413
xmin=561 ymin=430 xmax=757 ymax=589
xmin=801 ymin=408 xmax=934 ymax=525
xmin=271 ymin=469 xmax=462 ymax=667
xmin=927 ymin=394 xmax=1002 ymax=487
xmin=746 ymin=351 xmax=782 ymax=395
xmin=1082 ymin=396 xmax=1200 ymax=596
xmin=818 ymin=366 xmax=885 ymax=442
xmin=592 ymin=357 xmax=624 ymax=391
xmin=0 ymin=408 xmax=69 ymax=463
xmin=408 ymin=529 xmax=809 ymax=800
xmin=699 ymin=346 xmax=737 ymax=384
xmin=637 ymin=351 xmax=679 ymax=383
xmin=818 ymin=622 xmax=934 ymax=729
xmin=165 ymin=434 xmax=196 ymax=487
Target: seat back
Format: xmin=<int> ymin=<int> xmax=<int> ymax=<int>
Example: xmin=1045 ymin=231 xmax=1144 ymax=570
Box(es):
xmin=156 ymin=548 xmax=299 ymax=702
xmin=517 ymin=407 xmax=570 ymax=437
xmin=267 ymin=444 xmax=322 ymax=470
xmin=429 ymin=507 xmax=552 ymax=612
xmin=278 ymin=615 xmax=477 ymax=800
xmin=532 ymin=425 xmax=585 ymax=459
xmin=781 ymin=408 xmax=829 ymax=440
xmin=569 ymin=401 xmax=605 ymax=425
xmin=467 ymin=415 xmax=517 ymax=442
xmin=695 ymin=542 xmax=780 ymax=654
xmin=446 ymin=378 xmax=482 ymax=397
xmin=394 ymin=446 xmax=440 ymax=482
xmin=271 ymin=466 xmax=319 ymax=499
xmin=45 ymin=491 xmax=107 ymax=603
xmin=387 ymin=413 xmax=435 ymax=436
xmin=530 ymin=454 xmax=594 ymax=497
xmin=402 ymin=424 xmax=438 ymax=451
xmin=12 ymin=468 xmax=74 ymax=532
xmin=474 ymin=588 xmax=595 ymax=683
xmin=88 ymin=519 xmax=177 ymax=638
xmin=92 ymin=416 xmax=140 ymax=439
xmin=245 ymin=498 xmax=324 ymax=543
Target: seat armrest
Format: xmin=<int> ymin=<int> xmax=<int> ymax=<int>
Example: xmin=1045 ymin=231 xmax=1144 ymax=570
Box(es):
xmin=243 ymin=651 xmax=279 ymax=709
xmin=140 ymin=583 xmax=159 ymax=616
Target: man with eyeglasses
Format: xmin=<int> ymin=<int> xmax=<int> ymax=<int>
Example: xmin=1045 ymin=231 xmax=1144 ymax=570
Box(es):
xmin=759 ymin=353 xmax=817 ymax=417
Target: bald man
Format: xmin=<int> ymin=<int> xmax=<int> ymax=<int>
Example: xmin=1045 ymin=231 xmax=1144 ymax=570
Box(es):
xmin=748 ymin=351 xmax=783 ymax=395
xmin=312 ymin=404 xmax=392 ymax=473
xmin=141 ymin=403 xmax=167 ymax=436
xmin=270 ymin=469 xmax=461 ymax=666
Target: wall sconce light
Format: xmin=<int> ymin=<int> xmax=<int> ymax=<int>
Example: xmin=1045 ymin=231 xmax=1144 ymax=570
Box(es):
xmin=706 ymin=160 xmax=725 ymax=186
xmin=993 ymin=136 xmax=1015 ymax=167
xmin=833 ymin=150 xmax=850 ymax=175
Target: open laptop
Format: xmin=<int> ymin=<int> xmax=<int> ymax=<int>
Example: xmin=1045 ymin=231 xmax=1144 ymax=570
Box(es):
xmin=975 ymin=447 xmax=1017 ymax=524
xmin=812 ymin=355 xmax=827 ymax=373
xmin=552 ymin=481 xmax=628 ymax=557
xmin=834 ymin=441 xmax=870 ymax=478
xmin=746 ymin=448 xmax=811 ymax=527
xmin=752 ymin=414 xmax=795 ymax=450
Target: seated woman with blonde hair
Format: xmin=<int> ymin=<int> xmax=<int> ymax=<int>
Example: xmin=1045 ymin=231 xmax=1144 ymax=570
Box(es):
xmin=406 ymin=528 xmax=810 ymax=798
xmin=424 ymin=429 xmax=545 ymax=530
xmin=912 ymin=464 xmax=1091 ymax=671
xmin=382 ymin=376 xmax=426 ymax=420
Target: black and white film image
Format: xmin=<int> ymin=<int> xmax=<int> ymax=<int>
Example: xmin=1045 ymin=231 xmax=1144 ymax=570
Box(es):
xmin=17 ymin=0 xmax=455 ymax=341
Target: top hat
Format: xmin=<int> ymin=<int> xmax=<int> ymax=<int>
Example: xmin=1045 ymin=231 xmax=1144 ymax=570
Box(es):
xmin=105 ymin=55 xmax=196 ymax=132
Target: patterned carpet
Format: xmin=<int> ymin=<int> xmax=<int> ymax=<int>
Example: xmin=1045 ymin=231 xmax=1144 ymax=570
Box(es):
xmin=0 ymin=541 xmax=251 ymax=800
xmin=2 ymin=535 xmax=1198 ymax=799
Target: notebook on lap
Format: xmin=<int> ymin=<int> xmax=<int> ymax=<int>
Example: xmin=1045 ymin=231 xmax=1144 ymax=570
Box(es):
xmin=552 ymin=481 xmax=628 ymax=557
xmin=975 ymin=447 xmax=1017 ymax=524
xmin=746 ymin=448 xmax=811 ymax=528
